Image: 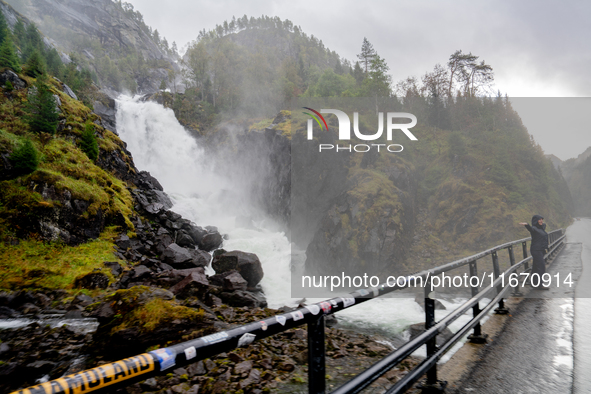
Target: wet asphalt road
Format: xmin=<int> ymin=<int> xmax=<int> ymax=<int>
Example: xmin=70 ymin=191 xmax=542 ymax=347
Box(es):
xmin=451 ymin=219 xmax=591 ymax=394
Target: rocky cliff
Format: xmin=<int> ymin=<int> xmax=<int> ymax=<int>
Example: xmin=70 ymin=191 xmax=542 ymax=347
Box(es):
xmin=4 ymin=0 xmax=178 ymax=94
xmin=551 ymin=147 xmax=591 ymax=217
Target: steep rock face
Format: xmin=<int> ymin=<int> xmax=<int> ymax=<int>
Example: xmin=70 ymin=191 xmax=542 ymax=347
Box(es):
xmin=556 ymin=147 xmax=591 ymax=216
xmin=304 ymin=158 xmax=418 ymax=277
xmin=5 ymin=0 xmax=177 ymax=93
xmin=0 ymin=1 xmax=28 ymax=28
xmin=239 ymin=112 xmax=292 ymax=225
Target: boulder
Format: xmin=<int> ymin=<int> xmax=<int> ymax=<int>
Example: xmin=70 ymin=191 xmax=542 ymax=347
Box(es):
xmin=169 ymin=271 xmax=210 ymax=298
xmin=162 ymin=243 xmax=209 ymax=269
xmin=0 ymin=69 xmax=26 ymax=89
xmin=199 ymin=232 xmax=223 ymax=251
xmin=103 ymin=261 xmax=123 ymax=276
xmin=74 ymin=272 xmax=109 ymax=289
xmin=72 ymin=293 xmax=94 ymax=307
xmin=62 ymin=83 xmax=78 ymax=100
xmin=138 ymin=171 xmax=164 ymax=191
xmin=162 ymin=243 xmax=192 ymax=264
xmin=223 ymin=271 xmax=248 ymax=292
xmin=176 ymin=230 xmax=196 ymax=248
xmin=154 ymin=267 xmax=205 ymax=287
xmin=219 ymin=290 xmax=267 ymax=308
xmin=132 ymin=265 xmax=152 ymax=279
xmin=115 ymin=234 xmax=131 ymax=250
xmin=212 ymin=251 xmax=264 ymax=287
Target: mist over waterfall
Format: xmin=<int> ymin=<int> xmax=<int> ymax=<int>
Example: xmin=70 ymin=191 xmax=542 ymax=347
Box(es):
xmin=115 ymin=96 xmax=294 ymax=308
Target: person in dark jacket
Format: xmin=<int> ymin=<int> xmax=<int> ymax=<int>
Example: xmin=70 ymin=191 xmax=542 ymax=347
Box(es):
xmin=519 ymin=215 xmax=549 ymax=289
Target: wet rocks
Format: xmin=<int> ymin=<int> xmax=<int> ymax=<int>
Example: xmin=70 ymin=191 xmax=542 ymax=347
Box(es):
xmin=162 ymin=243 xmax=210 ymax=269
xmin=212 ymin=251 xmax=264 ymax=287
xmin=0 ymin=69 xmax=26 ymax=90
xmin=169 ymin=271 xmax=210 ymax=298
xmin=74 ymin=272 xmax=109 ymax=290
xmin=223 ymin=271 xmax=248 ymax=292
xmin=219 ymin=290 xmax=267 ymax=308
xmin=0 ymin=323 xmax=90 ymax=393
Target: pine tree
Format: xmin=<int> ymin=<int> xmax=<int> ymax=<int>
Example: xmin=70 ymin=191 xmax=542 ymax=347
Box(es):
xmin=21 ymin=23 xmax=43 ymax=62
xmin=0 ymin=10 xmax=8 ymax=45
xmin=9 ymin=138 xmax=39 ymax=175
xmin=13 ymin=19 xmax=25 ymax=47
xmin=357 ymin=37 xmax=376 ymax=73
xmin=24 ymin=49 xmax=46 ymax=77
xmin=334 ymin=58 xmax=344 ymax=75
xmin=353 ymin=61 xmax=364 ymax=85
xmin=0 ymin=36 xmax=21 ymax=73
xmin=80 ymin=123 xmax=98 ymax=161
xmin=26 ymin=75 xmax=59 ymax=134
xmin=45 ymin=48 xmax=62 ymax=75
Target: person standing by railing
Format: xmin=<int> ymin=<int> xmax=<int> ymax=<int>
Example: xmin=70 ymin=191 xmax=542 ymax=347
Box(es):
xmin=519 ymin=215 xmax=549 ymax=289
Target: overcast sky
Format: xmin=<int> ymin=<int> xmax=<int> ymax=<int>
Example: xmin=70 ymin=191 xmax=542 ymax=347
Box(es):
xmin=126 ymin=0 xmax=590 ymax=160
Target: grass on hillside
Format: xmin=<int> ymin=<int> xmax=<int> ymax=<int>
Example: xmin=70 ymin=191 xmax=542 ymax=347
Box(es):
xmin=0 ymin=226 xmax=123 ymax=291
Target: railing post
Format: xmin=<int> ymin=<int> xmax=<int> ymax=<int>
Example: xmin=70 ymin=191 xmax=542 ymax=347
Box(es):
xmin=492 ymin=251 xmax=509 ymax=314
xmin=418 ymin=280 xmax=446 ymax=393
xmin=522 ymin=241 xmax=529 ymax=272
xmin=509 ymin=246 xmax=523 ymax=296
xmin=467 ymin=261 xmax=488 ymax=343
xmin=308 ymin=315 xmax=326 ymax=394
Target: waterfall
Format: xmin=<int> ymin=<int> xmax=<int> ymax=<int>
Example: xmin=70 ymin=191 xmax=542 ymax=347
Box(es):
xmin=115 ymin=96 xmax=473 ymax=355
xmin=115 ymin=96 xmax=295 ymax=308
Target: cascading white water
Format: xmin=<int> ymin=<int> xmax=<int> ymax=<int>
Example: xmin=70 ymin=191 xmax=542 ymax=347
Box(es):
xmin=116 ymin=96 xmax=296 ymax=308
xmin=115 ymin=96 xmax=474 ymax=353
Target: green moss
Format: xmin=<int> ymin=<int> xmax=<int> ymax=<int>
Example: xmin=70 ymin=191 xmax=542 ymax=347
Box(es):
xmin=27 ymin=138 xmax=134 ymax=229
xmin=103 ymin=287 xmax=205 ymax=334
xmin=0 ymin=128 xmax=21 ymax=152
xmin=248 ymin=118 xmax=273 ymax=132
xmin=0 ymin=226 xmax=121 ymax=290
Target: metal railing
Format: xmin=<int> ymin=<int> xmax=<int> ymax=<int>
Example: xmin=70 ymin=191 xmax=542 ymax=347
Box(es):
xmin=11 ymin=229 xmax=565 ymax=394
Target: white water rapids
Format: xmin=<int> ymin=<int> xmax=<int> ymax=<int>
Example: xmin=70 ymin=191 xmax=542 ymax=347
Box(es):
xmin=115 ymin=95 xmax=476 ymax=358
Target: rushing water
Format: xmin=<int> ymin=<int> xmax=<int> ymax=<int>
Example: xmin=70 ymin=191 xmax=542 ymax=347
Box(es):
xmin=115 ymin=95 xmax=477 ymax=357
xmin=0 ymin=315 xmax=99 ymax=335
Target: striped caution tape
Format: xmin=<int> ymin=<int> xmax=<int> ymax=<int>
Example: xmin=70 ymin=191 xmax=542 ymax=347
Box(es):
xmin=11 ymin=353 xmax=155 ymax=394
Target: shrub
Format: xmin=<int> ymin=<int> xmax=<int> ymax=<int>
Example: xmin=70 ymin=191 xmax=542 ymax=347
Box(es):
xmin=80 ymin=123 xmax=99 ymax=161
xmin=9 ymin=138 xmax=39 ymax=175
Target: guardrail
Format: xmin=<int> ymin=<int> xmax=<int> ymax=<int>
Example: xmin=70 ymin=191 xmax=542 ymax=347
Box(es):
xmin=11 ymin=229 xmax=565 ymax=394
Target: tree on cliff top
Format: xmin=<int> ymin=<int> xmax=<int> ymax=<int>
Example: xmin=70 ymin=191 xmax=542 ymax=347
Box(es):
xmin=357 ymin=37 xmax=377 ymax=73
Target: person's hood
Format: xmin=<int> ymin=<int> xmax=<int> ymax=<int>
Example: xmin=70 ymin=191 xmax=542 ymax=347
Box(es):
xmin=532 ymin=214 xmax=544 ymax=228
